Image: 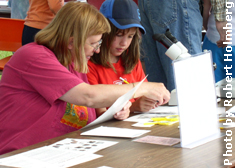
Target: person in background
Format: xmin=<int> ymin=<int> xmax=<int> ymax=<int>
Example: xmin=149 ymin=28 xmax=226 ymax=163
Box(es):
xmin=8 ymin=0 xmax=29 ymax=19
xmin=87 ymin=0 xmax=164 ymax=116
xmin=0 ymin=2 xmax=170 ymax=155
xmin=21 ymin=0 xmax=64 ymax=45
xmin=138 ymin=0 xmax=203 ymax=92
xmin=209 ymin=0 xmax=230 ymax=49
xmin=202 ymin=0 xmax=235 ymax=82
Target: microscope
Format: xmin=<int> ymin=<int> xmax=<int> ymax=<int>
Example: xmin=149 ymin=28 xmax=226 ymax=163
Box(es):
xmin=152 ymin=29 xmax=229 ymax=105
xmin=152 ymin=29 xmax=191 ymax=61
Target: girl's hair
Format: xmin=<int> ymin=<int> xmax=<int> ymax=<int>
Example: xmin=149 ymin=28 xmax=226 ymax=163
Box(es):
xmin=90 ymin=21 xmax=141 ymax=74
xmin=35 ymin=2 xmax=110 ymax=73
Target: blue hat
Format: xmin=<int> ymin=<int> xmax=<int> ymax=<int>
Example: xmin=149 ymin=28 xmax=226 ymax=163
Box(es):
xmin=100 ymin=0 xmax=146 ymax=34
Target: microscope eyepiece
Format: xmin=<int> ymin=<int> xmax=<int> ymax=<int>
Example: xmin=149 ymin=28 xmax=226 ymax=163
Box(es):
xmin=152 ymin=34 xmax=173 ymax=49
xmin=165 ymin=29 xmax=178 ymax=43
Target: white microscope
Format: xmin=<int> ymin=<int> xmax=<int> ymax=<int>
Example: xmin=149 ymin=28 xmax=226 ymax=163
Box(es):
xmin=152 ymin=29 xmax=232 ymax=105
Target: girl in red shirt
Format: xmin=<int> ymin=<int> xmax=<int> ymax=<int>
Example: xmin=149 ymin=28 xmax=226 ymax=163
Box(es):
xmin=87 ymin=0 xmax=167 ymax=116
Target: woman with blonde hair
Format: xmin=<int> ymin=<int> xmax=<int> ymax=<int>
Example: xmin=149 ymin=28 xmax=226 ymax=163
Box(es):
xmin=0 ymin=2 xmax=170 ymax=155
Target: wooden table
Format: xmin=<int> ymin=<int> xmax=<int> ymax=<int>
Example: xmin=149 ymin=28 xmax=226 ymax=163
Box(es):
xmin=0 ymin=113 xmax=235 ymax=168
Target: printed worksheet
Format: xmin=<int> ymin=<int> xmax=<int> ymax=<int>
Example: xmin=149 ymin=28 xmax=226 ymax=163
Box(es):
xmin=49 ymin=138 xmax=118 ymax=153
xmin=0 ymin=146 xmax=102 ymax=168
xmin=0 ymin=138 xmax=119 ymax=168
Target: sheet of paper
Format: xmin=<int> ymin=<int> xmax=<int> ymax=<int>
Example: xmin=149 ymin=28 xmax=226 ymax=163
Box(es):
xmin=0 ymin=146 xmax=102 ymax=168
xmin=124 ymin=113 xmax=172 ymax=122
xmin=49 ymin=138 xmax=118 ymax=154
xmin=133 ymin=135 xmax=181 ymax=146
xmin=81 ymin=126 xmax=150 ymax=138
xmin=141 ymin=106 xmax=178 ymax=114
xmin=136 ymin=106 xmax=224 ymax=115
xmin=81 ymin=76 xmax=147 ymax=130
xmin=131 ymin=122 xmax=154 ymax=127
xmin=0 ymin=138 xmax=119 ymax=168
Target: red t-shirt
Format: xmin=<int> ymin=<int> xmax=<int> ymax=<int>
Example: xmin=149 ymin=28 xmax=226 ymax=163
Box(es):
xmin=87 ymin=58 xmax=147 ymax=102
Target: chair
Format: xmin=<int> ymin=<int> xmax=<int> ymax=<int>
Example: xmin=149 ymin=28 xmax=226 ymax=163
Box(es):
xmin=0 ymin=18 xmax=25 ymax=70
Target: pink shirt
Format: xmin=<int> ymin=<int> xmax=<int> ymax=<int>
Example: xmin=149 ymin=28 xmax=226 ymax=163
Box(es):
xmin=0 ymin=43 xmax=96 ymax=154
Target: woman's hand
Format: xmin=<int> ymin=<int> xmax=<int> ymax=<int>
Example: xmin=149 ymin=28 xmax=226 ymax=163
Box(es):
xmin=136 ymin=82 xmax=171 ymax=106
xmin=114 ymin=101 xmax=132 ymax=120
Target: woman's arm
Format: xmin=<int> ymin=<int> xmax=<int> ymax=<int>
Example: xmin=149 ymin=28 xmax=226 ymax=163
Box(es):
xmin=59 ymin=81 xmax=170 ymax=109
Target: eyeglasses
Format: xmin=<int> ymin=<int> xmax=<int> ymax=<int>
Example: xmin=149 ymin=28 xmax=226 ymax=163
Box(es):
xmin=88 ymin=39 xmax=102 ymax=51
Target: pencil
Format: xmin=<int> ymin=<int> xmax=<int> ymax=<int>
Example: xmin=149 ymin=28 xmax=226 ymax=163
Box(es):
xmin=119 ymin=77 xmax=129 ymax=84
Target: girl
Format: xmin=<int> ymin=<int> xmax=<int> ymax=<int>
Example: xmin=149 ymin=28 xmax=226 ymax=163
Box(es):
xmin=87 ymin=0 xmax=168 ymax=116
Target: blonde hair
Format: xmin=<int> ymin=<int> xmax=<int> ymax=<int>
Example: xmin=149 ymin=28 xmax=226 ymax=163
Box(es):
xmin=35 ymin=2 xmax=110 ymax=73
xmin=90 ymin=21 xmax=141 ymax=74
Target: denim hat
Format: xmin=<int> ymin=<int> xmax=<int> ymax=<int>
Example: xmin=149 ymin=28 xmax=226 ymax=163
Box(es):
xmin=100 ymin=0 xmax=146 ymax=34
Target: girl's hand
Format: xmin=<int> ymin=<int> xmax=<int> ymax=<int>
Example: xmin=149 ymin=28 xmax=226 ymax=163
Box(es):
xmin=114 ymin=101 xmax=132 ymax=120
xmin=131 ymin=96 xmax=156 ymax=112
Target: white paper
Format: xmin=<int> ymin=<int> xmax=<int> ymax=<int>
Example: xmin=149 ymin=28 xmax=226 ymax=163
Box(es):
xmin=139 ymin=105 xmax=224 ymax=115
xmin=131 ymin=122 xmax=154 ymax=127
xmin=81 ymin=76 xmax=147 ymax=130
xmin=0 ymin=146 xmax=102 ymax=168
xmin=124 ymin=113 xmax=170 ymax=122
xmin=147 ymin=106 xmax=178 ymax=114
xmin=49 ymin=138 xmax=118 ymax=154
xmin=125 ymin=112 xmax=179 ymax=127
xmin=134 ymin=106 xmax=178 ymax=115
xmin=0 ymin=138 xmax=119 ymax=168
xmin=81 ymin=126 xmax=150 ymax=138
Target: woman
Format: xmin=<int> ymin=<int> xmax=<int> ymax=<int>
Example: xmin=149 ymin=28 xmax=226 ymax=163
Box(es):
xmin=0 ymin=2 xmax=170 ymax=155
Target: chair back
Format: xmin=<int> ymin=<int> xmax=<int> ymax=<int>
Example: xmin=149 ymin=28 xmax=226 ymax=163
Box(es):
xmin=0 ymin=18 xmax=24 ymax=70
xmin=0 ymin=18 xmax=24 ymax=52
